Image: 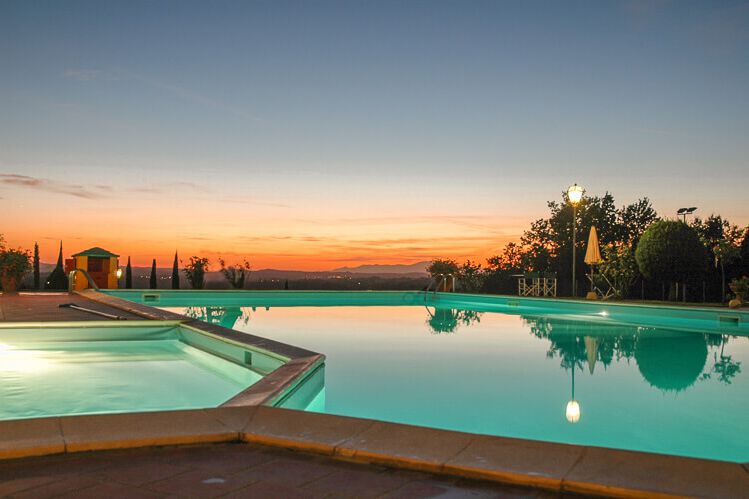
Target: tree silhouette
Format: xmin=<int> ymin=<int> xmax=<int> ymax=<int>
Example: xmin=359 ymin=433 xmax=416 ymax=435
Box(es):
xmin=149 ymin=258 xmax=157 ymax=289
xmin=33 ymin=242 xmax=40 ymax=290
xmin=125 ymin=257 xmax=133 ymax=289
xmin=45 ymin=242 xmax=67 ymax=290
xmin=171 ymin=251 xmax=180 ymax=289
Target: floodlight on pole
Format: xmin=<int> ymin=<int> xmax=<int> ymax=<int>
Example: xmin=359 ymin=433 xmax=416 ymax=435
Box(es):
xmin=676 ymin=207 xmax=697 ymax=223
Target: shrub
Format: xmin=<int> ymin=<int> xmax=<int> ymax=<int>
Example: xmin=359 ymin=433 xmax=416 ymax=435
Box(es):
xmin=0 ymin=239 xmax=31 ymax=292
xmin=599 ymin=244 xmax=638 ymax=298
xmin=729 ymin=276 xmax=749 ymax=296
xmin=219 ymin=258 xmax=251 ymax=289
xmin=183 ymin=256 xmax=210 ymax=289
xmin=635 ymin=221 xmax=706 ymax=295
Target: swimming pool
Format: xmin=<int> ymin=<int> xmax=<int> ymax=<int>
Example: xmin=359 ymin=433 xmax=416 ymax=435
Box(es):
xmin=107 ymin=290 xmax=749 ymax=462
xmin=0 ymin=321 xmax=290 ymax=421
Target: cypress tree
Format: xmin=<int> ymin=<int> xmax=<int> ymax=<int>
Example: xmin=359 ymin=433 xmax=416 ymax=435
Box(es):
xmin=45 ymin=241 xmax=67 ymax=290
xmin=33 ymin=242 xmax=40 ymax=290
xmin=284 ymin=279 xmax=289 ymax=290
xmin=171 ymin=251 xmax=180 ymax=289
xmin=125 ymin=257 xmax=133 ymax=289
xmin=149 ymin=258 xmax=157 ymax=289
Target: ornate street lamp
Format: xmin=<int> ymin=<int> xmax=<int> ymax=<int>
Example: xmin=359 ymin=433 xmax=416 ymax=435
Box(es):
xmin=567 ymin=183 xmax=584 ymax=296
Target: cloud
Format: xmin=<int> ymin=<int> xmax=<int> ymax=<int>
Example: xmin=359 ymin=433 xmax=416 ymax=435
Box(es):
xmin=0 ymin=173 xmax=110 ymax=199
xmin=62 ymin=67 xmax=260 ymax=121
xmin=62 ymin=69 xmax=119 ymax=81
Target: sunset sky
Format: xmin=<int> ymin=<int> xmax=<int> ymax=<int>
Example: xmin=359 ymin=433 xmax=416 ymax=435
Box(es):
xmin=2 ymin=1 xmax=748 ymax=270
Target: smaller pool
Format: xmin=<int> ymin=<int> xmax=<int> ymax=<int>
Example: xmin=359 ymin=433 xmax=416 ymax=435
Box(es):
xmin=0 ymin=322 xmax=285 ymax=421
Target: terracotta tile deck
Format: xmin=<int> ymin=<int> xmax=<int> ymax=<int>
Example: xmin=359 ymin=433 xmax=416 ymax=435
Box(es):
xmin=0 ymin=293 xmax=145 ymax=322
xmin=0 ymin=443 xmax=563 ymax=498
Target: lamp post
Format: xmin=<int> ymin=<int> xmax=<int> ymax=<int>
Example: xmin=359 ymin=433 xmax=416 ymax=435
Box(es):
xmin=116 ymin=268 xmax=123 ymax=289
xmin=567 ymin=183 xmax=584 ymax=297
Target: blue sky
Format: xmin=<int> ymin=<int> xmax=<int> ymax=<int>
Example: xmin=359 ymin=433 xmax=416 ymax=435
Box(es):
xmin=1 ymin=1 xmax=748 ymax=268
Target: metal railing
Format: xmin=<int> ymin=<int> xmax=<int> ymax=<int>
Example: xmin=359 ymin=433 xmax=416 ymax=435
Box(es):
xmin=424 ymin=273 xmax=457 ymax=301
xmin=67 ymin=268 xmax=100 ymax=292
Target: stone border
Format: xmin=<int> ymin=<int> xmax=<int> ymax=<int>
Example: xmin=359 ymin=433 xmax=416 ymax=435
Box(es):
xmin=1 ymin=406 xmax=747 ymax=498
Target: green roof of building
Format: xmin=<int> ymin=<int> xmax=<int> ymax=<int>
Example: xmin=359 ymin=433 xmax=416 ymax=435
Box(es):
xmin=72 ymin=247 xmax=119 ymax=258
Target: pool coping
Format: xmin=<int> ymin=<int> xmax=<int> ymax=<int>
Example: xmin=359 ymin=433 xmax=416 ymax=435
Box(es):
xmin=2 ymin=290 xmax=748 ymax=497
xmin=1 ymin=406 xmax=747 ymax=498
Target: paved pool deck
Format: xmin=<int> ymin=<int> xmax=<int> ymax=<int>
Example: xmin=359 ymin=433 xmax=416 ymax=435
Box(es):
xmin=0 ymin=292 xmax=145 ymax=321
xmin=0 ymin=442 xmax=556 ymax=498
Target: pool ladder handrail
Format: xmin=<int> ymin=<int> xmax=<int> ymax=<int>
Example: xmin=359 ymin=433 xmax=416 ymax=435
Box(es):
xmin=424 ymin=273 xmax=456 ymax=301
xmin=67 ymin=268 xmax=100 ymax=292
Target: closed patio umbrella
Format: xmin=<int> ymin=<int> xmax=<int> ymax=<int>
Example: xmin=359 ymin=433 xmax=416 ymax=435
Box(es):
xmin=584 ymin=336 xmax=598 ymax=374
xmin=584 ymin=226 xmax=602 ymax=265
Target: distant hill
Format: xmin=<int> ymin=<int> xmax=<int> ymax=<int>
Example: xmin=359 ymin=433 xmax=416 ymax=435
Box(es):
xmin=27 ymin=262 xmax=430 ymax=290
xmin=332 ymin=261 xmax=430 ymax=275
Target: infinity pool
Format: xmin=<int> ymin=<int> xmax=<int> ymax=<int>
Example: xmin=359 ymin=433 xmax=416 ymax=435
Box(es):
xmin=0 ymin=323 xmax=264 ymax=420
xmin=111 ymin=290 xmax=749 ymax=462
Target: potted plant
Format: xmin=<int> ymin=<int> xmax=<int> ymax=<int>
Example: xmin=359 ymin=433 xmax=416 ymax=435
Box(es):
xmin=728 ymin=276 xmax=749 ymax=309
xmin=0 ymin=246 xmax=32 ymax=293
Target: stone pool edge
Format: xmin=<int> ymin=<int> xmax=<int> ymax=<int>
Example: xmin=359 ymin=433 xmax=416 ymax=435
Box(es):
xmin=1 ymin=406 xmax=747 ymax=498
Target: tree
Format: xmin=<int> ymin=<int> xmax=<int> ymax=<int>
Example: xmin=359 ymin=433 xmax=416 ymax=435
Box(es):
xmin=218 ymin=258 xmax=250 ymax=289
xmin=183 ymin=256 xmax=209 ymax=289
xmin=458 ymin=260 xmax=483 ymax=293
xmin=426 ymin=259 xmax=459 ymax=278
xmin=284 ymin=279 xmax=289 ymax=290
xmin=45 ymin=242 xmax=67 ymax=290
xmin=171 ymin=251 xmax=180 ymax=289
xmin=617 ymin=197 xmax=659 ymax=248
xmin=635 ymin=221 xmax=706 ymax=300
xmin=0 ymin=235 xmax=31 ymax=293
xmin=125 ymin=257 xmax=133 ymax=289
xmin=33 ymin=242 xmax=40 ymax=290
xmin=713 ymin=240 xmax=741 ymax=302
xmin=149 ymin=258 xmax=158 ymax=289
xmin=598 ymin=244 xmax=638 ymax=298
xmin=486 ymin=243 xmax=525 ymax=272
xmin=741 ymin=228 xmax=749 ymax=275
xmin=691 ymin=215 xmax=743 ymax=301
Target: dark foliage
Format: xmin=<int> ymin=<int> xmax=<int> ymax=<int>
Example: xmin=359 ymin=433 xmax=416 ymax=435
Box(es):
xmin=33 ymin=242 xmax=40 ymax=290
xmin=171 ymin=251 xmax=180 ymax=289
xmin=125 ymin=257 xmax=133 ymax=289
xmin=45 ymin=242 xmax=67 ymax=290
xmin=149 ymin=258 xmax=157 ymax=289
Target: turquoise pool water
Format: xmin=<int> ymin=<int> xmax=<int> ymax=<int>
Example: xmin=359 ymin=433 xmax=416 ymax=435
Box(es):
xmin=0 ymin=325 xmax=263 ymax=420
xmin=110 ymin=290 xmax=749 ymax=462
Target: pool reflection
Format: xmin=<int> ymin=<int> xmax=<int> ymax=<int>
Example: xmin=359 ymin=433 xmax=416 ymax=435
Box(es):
xmin=178 ymin=305 xmax=742 ymax=394
xmin=522 ymin=315 xmax=741 ymax=392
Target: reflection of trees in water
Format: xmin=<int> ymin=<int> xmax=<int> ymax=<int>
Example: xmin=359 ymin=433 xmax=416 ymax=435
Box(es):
xmin=701 ymin=335 xmax=743 ymax=385
xmin=183 ymin=306 xmax=252 ymax=328
xmin=522 ymin=315 xmax=741 ymax=391
xmin=426 ymin=308 xmax=483 ymax=334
